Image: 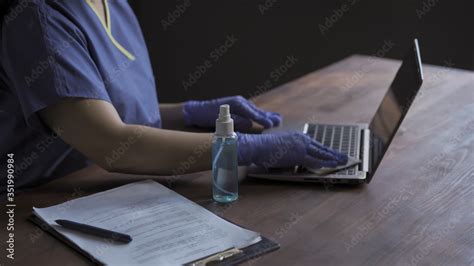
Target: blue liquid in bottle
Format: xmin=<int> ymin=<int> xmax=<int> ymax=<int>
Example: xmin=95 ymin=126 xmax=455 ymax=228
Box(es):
xmin=212 ymin=105 xmax=238 ymax=203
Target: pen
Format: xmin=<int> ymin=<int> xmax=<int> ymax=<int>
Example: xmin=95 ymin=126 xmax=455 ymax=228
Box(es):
xmin=55 ymin=219 xmax=132 ymax=244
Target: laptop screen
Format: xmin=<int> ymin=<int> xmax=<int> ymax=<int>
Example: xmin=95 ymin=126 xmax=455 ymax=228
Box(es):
xmin=367 ymin=39 xmax=424 ymax=181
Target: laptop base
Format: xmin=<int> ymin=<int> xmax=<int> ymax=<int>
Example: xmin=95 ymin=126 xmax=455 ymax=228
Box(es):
xmin=246 ymin=123 xmax=369 ymax=184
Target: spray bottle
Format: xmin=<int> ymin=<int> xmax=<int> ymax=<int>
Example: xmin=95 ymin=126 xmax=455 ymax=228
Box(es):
xmin=212 ymin=104 xmax=238 ymax=203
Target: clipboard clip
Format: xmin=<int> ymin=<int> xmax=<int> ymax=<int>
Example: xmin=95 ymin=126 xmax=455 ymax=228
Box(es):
xmin=190 ymin=247 xmax=243 ymax=266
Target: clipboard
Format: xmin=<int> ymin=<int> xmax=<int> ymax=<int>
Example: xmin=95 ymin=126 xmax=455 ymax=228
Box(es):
xmin=186 ymin=236 xmax=279 ymax=266
xmin=29 ymin=180 xmax=281 ymax=265
xmin=29 ymin=215 xmax=279 ymax=265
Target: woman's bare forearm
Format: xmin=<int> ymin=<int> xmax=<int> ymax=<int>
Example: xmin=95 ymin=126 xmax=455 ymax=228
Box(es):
xmin=107 ymin=125 xmax=213 ymax=175
xmin=40 ymin=99 xmax=212 ymax=176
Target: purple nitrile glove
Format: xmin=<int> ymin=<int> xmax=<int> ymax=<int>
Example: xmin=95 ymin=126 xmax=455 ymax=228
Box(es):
xmin=183 ymin=96 xmax=282 ymax=131
xmin=236 ymin=131 xmax=348 ymax=169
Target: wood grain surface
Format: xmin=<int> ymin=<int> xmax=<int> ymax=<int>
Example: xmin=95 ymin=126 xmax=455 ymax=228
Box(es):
xmin=1 ymin=55 xmax=473 ymax=266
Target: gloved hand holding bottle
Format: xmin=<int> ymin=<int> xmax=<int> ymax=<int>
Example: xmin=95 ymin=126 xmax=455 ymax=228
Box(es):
xmin=183 ymin=95 xmax=282 ymax=131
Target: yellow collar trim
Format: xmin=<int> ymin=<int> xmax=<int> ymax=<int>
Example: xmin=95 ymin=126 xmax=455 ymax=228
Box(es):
xmin=85 ymin=0 xmax=136 ymax=61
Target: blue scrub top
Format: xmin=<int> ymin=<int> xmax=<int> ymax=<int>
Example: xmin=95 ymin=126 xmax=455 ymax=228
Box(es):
xmin=0 ymin=0 xmax=161 ymax=190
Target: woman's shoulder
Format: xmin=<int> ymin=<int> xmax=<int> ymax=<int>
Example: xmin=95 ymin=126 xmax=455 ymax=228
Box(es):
xmin=2 ymin=0 xmax=74 ymax=29
xmin=2 ymin=0 xmax=89 ymax=48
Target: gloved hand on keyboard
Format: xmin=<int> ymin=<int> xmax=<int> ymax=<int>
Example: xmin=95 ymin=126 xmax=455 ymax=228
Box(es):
xmin=183 ymin=96 xmax=282 ymax=131
xmin=237 ymin=131 xmax=348 ymax=169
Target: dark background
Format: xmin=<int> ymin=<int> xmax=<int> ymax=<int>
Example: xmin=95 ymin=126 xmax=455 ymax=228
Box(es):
xmin=129 ymin=0 xmax=473 ymax=103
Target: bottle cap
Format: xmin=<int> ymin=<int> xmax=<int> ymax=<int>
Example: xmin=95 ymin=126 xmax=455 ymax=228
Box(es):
xmin=215 ymin=104 xmax=234 ymax=136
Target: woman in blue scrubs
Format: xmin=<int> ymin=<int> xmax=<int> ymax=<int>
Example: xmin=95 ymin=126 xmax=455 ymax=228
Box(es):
xmin=0 ymin=0 xmax=347 ymax=189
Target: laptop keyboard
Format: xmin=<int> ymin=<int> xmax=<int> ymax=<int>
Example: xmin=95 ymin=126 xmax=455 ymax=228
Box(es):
xmin=305 ymin=124 xmax=359 ymax=175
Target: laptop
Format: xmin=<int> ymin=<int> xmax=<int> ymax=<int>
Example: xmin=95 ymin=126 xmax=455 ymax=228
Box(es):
xmin=247 ymin=39 xmax=424 ymax=184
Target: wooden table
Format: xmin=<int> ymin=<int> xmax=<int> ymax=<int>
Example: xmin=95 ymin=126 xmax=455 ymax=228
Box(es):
xmin=2 ymin=55 xmax=473 ymax=265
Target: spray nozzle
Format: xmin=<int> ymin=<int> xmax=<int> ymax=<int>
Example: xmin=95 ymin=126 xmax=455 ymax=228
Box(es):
xmin=215 ymin=104 xmax=234 ymax=136
xmin=218 ymin=104 xmax=231 ymax=122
